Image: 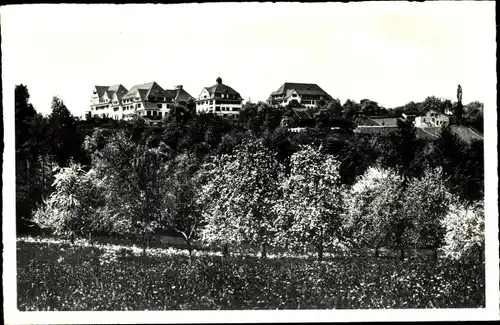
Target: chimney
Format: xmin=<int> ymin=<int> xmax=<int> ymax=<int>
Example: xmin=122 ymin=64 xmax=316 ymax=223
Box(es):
xmin=175 ymin=85 xmax=183 ymax=89
xmin=216 ymin=76 xmax=222 ymax=85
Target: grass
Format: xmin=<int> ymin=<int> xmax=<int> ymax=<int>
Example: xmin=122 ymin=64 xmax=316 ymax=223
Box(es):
xmin=17 ymin=236 xmax=485 ymax=310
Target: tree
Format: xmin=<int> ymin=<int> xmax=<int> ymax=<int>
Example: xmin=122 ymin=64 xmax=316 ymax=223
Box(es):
xmin=441 ymin=200 xmax=484 ymax=261
xmin=345 ymin=166 xmax=413 ymax=259
xmin=161 ymin=152 xmax=203 ymax=264
xmin=198 ymin=138 xmax=284 ymax=258
xmin=388 ymin=119 xmax=421 ymax=179
xmin=359 ymin=99 xmax=382 ymax=116
xmin=33 ymin=164 xmax=103 ymax=243
xmin=404 ymin=167 xmax=452 ymax=261
xmin=273 ymin=146 xmax=345 ymax=260
xmin=47 ymin=96 xmax=80 ymax=166
xmin=87 ymin=131 xmax=169 ymax=252
xmin=342 ymin=99 xmax=361 ymax=121
xmin=15 ymin=84 xmax=37 ymax=149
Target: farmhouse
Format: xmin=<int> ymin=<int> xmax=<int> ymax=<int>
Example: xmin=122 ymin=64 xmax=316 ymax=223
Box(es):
xmin=414 ymin=109 xmax=449 ymax=127
xmin=195 ymin=77 xmax=243 ymax=120
xmin=267 ymin=82 xmax=332 ymax=109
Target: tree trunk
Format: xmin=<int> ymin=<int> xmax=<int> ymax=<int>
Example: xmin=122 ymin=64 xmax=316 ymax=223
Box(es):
xmin=432 ymin=248 xmax=438 ymax=262
xmin=318 ymin=240 xmax=324 ymax=261
xmin=222 ymin=243 xmax=229 ymax=258
xmin=375 ymin=245 xmax=380 ymax=258
xmin=400 ymin=247 xmax=405 ymax=261
xmin=70 ymin=233 xmax=75 ymax=244
xmin=142 ymin=233 xmax=147 ymax=254
xmin=186 ymin=239 xmax=193 ymax=265
xmin=260 ymin=242 xmax=267 ymax=259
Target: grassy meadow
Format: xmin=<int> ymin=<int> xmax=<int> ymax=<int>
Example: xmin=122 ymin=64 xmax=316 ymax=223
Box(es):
xmin=17 ymin=237 xmax=484 ymax=310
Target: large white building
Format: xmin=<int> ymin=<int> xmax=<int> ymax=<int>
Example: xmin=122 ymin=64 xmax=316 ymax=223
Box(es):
xmin=267 ymin=82 xmax=332 ymax=109
xmin=414 ymin=109 xmax=450 ymax=127
xmin=196 ymin=77 xmax=243 ymax=121
xmin=88 ymin=82 xmax=194 ymax=121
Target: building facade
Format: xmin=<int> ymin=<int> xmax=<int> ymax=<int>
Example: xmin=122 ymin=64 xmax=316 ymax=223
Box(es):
xmin=267 ymin=82 xmax=332 ymax=109
xmin=90 ymin=84 xmax=129 ymax=119
xmin=88 ymin=82 xmax=194 ymax=121
xmin=414 ymin=109 xmax=450 ymax=127
xmin=196 ymin=77 xmax=243 ymax=120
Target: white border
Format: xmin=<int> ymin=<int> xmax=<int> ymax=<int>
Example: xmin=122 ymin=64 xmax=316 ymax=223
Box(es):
xmin=2 ymin=2 xmax=498 ymax=323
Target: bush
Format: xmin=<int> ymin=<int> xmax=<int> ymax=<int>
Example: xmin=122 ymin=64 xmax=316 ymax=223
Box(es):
xmin=441 ymin=200 xmax=484 ymax=261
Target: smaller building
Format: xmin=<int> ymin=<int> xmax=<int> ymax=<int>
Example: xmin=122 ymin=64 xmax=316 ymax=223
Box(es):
xmin=267 ymin=82 xmax=332 ymax=109
xmin=196 ymin=77 xmax=243 ymax=120
xmin=414 ymin=109 xmax=449 ymax=128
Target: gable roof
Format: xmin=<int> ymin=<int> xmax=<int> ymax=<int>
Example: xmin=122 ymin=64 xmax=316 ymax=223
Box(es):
xmin=94 ymin=86 xmax=109 ymax=98
xmin=122 ymin=82 xmax=166 ymax=100
xmin=292 ymin=107 xmax=313 ymax=120
xmin=271 ymin=82 xmax=331 ymax=98
xmin=174 ymin=87 xmax=195 ymax=102
xmin=105 ymin=84 xmax=128 ymax=101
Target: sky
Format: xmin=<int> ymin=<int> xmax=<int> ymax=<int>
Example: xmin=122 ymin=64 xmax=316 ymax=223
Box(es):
xmin=1 ymin=2 xmax=497 ymax=118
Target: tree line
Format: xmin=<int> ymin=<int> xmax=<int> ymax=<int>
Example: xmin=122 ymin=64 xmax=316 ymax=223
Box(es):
xmin=15 ymin=84 xmax=484 ymax=263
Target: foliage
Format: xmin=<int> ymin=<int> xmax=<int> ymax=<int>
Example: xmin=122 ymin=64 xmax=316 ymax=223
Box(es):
xmin=89 ymin=131 xmax=169 ymax=246
xmin=404 ymin=168 xmax=452 ymax=255
xmin=199 ymin=138 xmax=284 ymax=256
xmin=345 ymin=166 xmax=412 ymax=254
xmin=17 ymin=239 xmax=485 ymax=310
xmin=33 ymin=164 xmax=103 ymax=238
xmin=161 ymin=152 xmax=203 ymax=261
xmin=441 ymin=200 xmax=484 ymax=261
xmin=273 ymin=146 xmax=345 ymax=260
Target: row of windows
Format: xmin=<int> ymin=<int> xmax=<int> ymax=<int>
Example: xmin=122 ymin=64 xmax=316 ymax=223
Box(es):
xmin=198 ymin=100 xmax=241 ymax=105
xmin=201 ymin=94 xmax=239 ymax=100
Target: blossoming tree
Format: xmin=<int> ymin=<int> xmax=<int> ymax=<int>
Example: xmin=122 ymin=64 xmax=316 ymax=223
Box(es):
xmin=198 ymin=139 xmax=284 ymax=258
xmin=273 ymin=145 xmax=345 ymax=260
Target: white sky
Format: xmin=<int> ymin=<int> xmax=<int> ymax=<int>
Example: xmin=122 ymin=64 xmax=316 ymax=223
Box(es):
xmin=1 ymin=2 xmax=497 ymax=117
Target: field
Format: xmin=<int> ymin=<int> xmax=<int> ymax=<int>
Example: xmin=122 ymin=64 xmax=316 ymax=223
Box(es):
xmin=17 ymin=237 xmax=484 ymax=310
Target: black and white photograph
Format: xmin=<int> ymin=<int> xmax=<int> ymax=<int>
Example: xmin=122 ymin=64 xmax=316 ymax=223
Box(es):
xmin=2 ymin=1 xmax=498 ymax=323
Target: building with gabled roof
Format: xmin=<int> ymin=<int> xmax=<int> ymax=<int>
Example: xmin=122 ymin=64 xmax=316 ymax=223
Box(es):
xmin=196 ymin=76 xmax=243 ymax=121
xmin=90 ymin=84 xmax=128 ymax=119
xmin=268 ymin=82 xmax=332 ymax=109
xmin=414 ymin=109 xmax=449 ymax=128
xmin=89 ymin=82 xmax=195 ymax=121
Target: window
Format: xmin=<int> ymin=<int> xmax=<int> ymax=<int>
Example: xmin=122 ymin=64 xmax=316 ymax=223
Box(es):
xmin=215 ymin=106 xmax=220 ymax=111
xmin=157 ymin=104 xmax=162 ymax=108
xmin=292 ymin=94 xmax=297 ymax=97
xmin=137 ymin=103 xmax=141 ymax=108
xmin=233 ymin=107 xmax=240 ymax=112
xmin=159 ymin=112 xmax=162 ymax=117
xmin=210 ymin=100 xmax=213 ymax=105
xmin=153 ymin=111 xmax=157 ymax=116
xmin=147 ymin=111 xmax=151 ymax=116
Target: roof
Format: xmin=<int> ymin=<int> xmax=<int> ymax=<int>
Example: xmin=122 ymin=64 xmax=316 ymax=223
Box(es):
xmin=122 ymin=82 xmax=165 ymax=100
xmin=174 ymin=87 xmax=195 ymax=102
xmin=204 ymin=83 xmax=242 ymax=99
xmin=450 ymin=125 xmax=483 ymax=143
xmin=292 ymin=108 xmax=313 ymax=120
xmin=271 ymin=82 xmax=331 ymax=98
xmin=105 ymin=84 xmax=128 ymax=100
xmin=94 ymin=86 xmax=109 ymax=98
